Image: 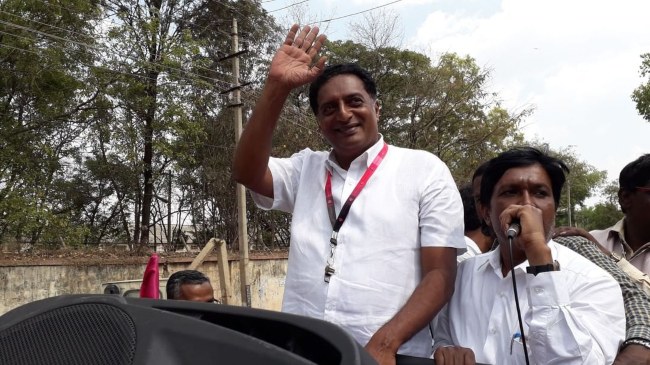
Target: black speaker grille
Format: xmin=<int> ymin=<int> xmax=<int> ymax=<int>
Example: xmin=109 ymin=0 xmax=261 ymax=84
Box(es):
xmin=0 ymin=303 xmax=137 ymax=365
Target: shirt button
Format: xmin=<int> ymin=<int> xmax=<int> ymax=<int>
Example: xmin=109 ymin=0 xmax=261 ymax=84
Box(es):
xmin=490 ymin=328 xmax=496 ymax=334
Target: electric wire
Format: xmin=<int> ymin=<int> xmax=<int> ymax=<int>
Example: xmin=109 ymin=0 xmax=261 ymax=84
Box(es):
xmin=508 ymin=235 xmax=531 ymax=364
xmin=0 ymin=17 xmax=234 ymax=88
xmin=268 ymin=0 xmax=309 ymax=13
xmin=313 ymin=0 xmax=403 ymax=24
xmin=269 ymin=0 xmax=404 ymax=27
xmin=5 ymin=3 xmax=247 ymax=84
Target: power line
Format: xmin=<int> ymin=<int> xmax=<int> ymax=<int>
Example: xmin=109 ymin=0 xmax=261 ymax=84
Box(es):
xmin=29 ymin=0 xmax=274 ymax=71
xmin=0 ymin=19 xmax=103 ymax=52
xmin=0 ymin=9 xmax=97 ymax=42
xmin=0 ymin=43 xmax=215 ymax=91
xmin=2 ymin=5 xmax=257 ymax=87
xmin=311 ymin=0 xmax=403 ymax=24
xmin=270 ymin=0 xmax=404 ymax=27
xmin=268 ymin=0 xmax=309 ymax=13
xmin=0 ymin=42 xmax=40 ymax=56
xmin=0 ymin=17 xmax=234 ymax=88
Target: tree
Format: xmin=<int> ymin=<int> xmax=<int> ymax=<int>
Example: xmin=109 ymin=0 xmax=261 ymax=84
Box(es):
xmin=575 ymin=180 xmax=623 ymax=231
xmin=0 ymin=0 xmax=103 ymax=246
xmin=97 ymin=0 xmax=221 ymax=246
xmin=0 ymin=0 xmax=286 ymax=249
xmin=632 ymin=53 xmax=650 ymax=123
xmin=529 ymin=144 xmax=609 ymax=227
xmin=348 ymin=9 xmax=403 ymax=50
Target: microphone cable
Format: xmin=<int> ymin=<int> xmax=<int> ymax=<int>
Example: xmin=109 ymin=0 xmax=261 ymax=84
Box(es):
xmin=508 ymin=233 xmax=531 ymax=365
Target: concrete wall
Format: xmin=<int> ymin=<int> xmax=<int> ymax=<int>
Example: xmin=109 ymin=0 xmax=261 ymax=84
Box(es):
xmin=0 ymin=255 xmax=288 ymax=315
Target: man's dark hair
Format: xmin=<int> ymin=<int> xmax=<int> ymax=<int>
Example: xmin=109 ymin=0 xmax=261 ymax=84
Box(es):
xmin=308 ymin=63 xmax=377 ymax=114
xmin=459 ymin=184 xmax=481 ymax=231
xmin=166 ymin=270 xmax=210 ymax=300
xmin=619 ymin=154 xmax=650 ymax=192
xmin=472 ymin=160 xmax=490 ymax=184
xmin=472 ymin=161 xmax=494 ymax=237
xmin=479 ymin=147 xmax=570 ymax=208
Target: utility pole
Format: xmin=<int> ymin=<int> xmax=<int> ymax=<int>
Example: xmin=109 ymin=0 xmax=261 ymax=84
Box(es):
xmin=221 ymin=18 xmax=251 ymax=307
xmin=167 ymin=171 xmax=172 ymax=246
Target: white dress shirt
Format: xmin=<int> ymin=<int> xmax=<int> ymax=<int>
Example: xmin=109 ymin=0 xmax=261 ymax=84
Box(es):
xmin=434 ymin=240 xmax=625 ymax=364
xmin=252 ymin=136 xmax=466 ymax=357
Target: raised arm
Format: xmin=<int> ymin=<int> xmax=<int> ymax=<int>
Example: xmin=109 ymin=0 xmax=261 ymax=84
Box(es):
xmin=232 ymin=24 xmax=327 ymax=198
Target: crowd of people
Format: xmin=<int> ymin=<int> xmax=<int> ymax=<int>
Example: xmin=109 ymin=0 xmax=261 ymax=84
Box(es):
xmin=228 ymin=24 xmax=649 ymax=365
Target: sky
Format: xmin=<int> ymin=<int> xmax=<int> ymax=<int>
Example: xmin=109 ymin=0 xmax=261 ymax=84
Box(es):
xmin=262 ymin=0 xmax=650 ymax=198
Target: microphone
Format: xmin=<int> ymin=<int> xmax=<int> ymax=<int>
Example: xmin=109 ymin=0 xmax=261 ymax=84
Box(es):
xmin=507 ymin=221 xmax=521 ymax=239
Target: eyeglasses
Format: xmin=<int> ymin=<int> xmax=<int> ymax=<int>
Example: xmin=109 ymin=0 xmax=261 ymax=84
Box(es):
xmin=636 ymin=186 xmax=650 ymax=193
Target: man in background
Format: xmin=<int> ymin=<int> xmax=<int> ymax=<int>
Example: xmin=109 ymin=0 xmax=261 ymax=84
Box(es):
xmin=459 ymin=184 xmax=493 ymax=258
xmin=166 ymin=270 xmax=217 ymax=303
xmin=591 ymin=154 xmax=650 ymax=275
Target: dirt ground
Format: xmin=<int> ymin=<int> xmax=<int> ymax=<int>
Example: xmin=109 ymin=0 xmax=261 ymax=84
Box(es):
xmin=0 ymin=246 xmax=288 ymax=266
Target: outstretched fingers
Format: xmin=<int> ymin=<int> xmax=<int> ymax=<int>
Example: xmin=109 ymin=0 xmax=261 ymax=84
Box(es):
xmin=307 ymin=33 xmax=327 ymax=59
xmin=284 ymin=24 xmax=324 ymax=54
xmin=300 ymin=26 xmax=321 ymax=51
xmin=283 ymin=24 xmax=300 ymax=46
xmin=292 ymin=25 xmax=312 ymax=48
xmin=276 ymin=24 xmax=327 ymax=84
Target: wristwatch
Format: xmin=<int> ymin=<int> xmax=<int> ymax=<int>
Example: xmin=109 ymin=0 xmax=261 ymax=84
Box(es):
xmin=526 ymin=260 xmax=560 ymax=276
xmin=622 ymin=337 xmax=650 ymax=351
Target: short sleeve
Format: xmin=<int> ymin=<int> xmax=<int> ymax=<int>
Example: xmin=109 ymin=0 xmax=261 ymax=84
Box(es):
xmin=249 ymin=148 xmax=312 ymax=213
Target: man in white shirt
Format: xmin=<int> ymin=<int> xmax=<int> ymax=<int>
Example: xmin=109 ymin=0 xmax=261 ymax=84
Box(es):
xmin=232 ymin=25 xmax=465 ymax=365
xmin=434 ymin=147 xmax=625 ymax=364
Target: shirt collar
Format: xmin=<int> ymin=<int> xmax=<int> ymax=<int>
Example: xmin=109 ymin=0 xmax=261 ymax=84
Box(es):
xmin=609 ymin=218 xmax=650 ymax=256
xmin=476 ymin=239 xmax=560 ymax=277
xmin=608 ymin=218 xmax=627 ymax=244
xmin=325 ymin=134 xmax=385 ymax=172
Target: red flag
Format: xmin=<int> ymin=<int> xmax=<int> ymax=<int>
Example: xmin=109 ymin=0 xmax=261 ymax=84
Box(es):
xmin=139 ymin=253 xmax=160 ymax=298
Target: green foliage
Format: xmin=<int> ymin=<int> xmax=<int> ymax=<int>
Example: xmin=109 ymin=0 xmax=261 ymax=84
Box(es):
xmin=574 ymin=180 xmax=623 ymax=230
xmin=576 ymin=204 xmax=623 ymax=231
xmin=0 ymin=0 xmax=281 ymax=248
xmin=0 ymin=0 xmax=102 ymax=246
xmin=632 ymin=53 xmax=650 ymax=122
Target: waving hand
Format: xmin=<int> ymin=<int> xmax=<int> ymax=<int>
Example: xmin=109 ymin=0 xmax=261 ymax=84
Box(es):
xmin=268 ymin=24 xmax=327 ymax=90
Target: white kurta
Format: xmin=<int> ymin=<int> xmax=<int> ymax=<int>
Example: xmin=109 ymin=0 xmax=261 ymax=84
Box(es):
xmin=252 ymin=137 xmax=466 ymax=357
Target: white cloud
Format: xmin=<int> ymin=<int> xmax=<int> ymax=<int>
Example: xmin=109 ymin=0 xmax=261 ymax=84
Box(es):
xmin=412 ymin=0 xmax=650 ymax=186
